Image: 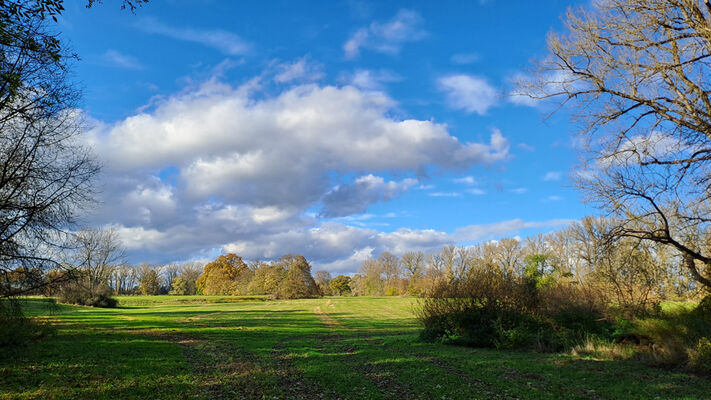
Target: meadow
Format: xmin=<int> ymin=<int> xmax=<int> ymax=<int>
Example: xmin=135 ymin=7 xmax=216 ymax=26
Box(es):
xmin=1 ymin=296 xmax=709 ymax=399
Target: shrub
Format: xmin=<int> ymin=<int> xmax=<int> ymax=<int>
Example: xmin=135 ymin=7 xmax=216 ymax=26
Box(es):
xmin=418 ymin=270 xmax=611 ymax=351
xmin=57 ymin=280 xmax=118 ymax=308
xmin=170 ymin=276 xmax=189 ymax=295
xmin=572 ymin=298 xmax=711 ymax=370
xmin=688 ymin=337 xmax=711 ymax=375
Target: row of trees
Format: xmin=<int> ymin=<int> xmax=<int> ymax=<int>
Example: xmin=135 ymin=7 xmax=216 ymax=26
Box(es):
xmin=5 ymin=214 xmax=705 ymax=308
xmin=324 ymin=216 xmax=703 ymax=311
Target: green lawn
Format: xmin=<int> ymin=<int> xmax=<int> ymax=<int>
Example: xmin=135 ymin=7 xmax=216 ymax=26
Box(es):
xmin=1 ymin=296 xmax=708 ymax=399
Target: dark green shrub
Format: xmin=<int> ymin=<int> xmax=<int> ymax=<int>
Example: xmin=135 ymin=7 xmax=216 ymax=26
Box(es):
xmin=688 ymin=337 xmax=711 ymax=375
xmin=57 ymin=280 xmax=118 ymax=308
xmin=418 ymin=271 xmax=611 ymax=351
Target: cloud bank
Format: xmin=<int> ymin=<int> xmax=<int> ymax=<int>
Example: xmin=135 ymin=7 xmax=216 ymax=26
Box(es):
xmin=84 ymin=75 xmax=520 ymax=271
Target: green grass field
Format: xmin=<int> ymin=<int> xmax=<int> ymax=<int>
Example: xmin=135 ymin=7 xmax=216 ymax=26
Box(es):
xmin=1 ymin=296 xmax=709 ymax=399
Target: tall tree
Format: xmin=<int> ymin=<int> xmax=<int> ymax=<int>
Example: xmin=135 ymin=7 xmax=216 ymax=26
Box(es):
xmin=276 ymin=254 xmax=320 ymax=299
xmin=71 ymin=227 xmax=124 ymax=295
xmin=0 ymin=1 xmax=149 ymax=298
xmin=196 ymin=253 xmax=248 ymax=296
xmin=313 ymin=270 xmax=332 ymax=295
xmin=0 ymin=2 xmax=97 ymax=297
xmin=518 ymin=0 xmax=711 ymax=290
xmin=139 ymin=269 xmax=161 ymax=295
xmin=329 ymin=275 xmax=352 ymax=296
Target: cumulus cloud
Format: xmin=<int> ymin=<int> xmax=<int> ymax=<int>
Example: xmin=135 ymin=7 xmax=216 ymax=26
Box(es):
xmin=89 ymin=80 xmax=509 ymax=208
xmin=84 ymin=77 xmax=513 ymax=267
xmin=320 ymin=175 xmax=417 ymax=218
xmin=438 ymin=74 xmax=499 ymax=114
xmin=138 ymin=17 xmax=250 ymax=55
xmin=344 ymin=10 xmax=427 ymax=59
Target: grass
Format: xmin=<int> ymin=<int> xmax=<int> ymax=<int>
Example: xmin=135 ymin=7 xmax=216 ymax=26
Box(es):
xmin=0 ymin=296 xmax=709 ymax=399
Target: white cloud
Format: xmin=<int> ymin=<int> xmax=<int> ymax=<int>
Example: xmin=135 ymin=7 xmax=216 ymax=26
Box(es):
xmin=518 ymin=142 xmax=535 ymax=152
xmin=453 ymin=176 xmax=477 ymax=185
xmin=320 ymin=175 xmax=417 ymax=218
xmin=344 ymin=69 xmax=401 ymax=90
xmin=84 ymin=77 xmax=513 ymax=266
xmin=274 ymin=57 xmax=324 ymax=83
xmin=138 ymin=17 xmax=250 ymax=55
xmin=429 ymin=192 xmax=460 ymax=197
xmin=600 ymin=131 xmax=688 ymax=167
xmin=89 ymin=80 xmax=510 ymax=209
xmin=101 ymin=50 xmax=144 ymax=70
xmin=344 ymin=9 xmax=427 ymax=59
xmin=438 ymin=74 xmax=499 ymax=114
xmin=543 ymin=171 xmax=562 ymax=181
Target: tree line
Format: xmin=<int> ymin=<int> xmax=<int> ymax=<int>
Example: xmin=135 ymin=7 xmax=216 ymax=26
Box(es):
xmin=4 ymin=214 xmax=704 ymax=310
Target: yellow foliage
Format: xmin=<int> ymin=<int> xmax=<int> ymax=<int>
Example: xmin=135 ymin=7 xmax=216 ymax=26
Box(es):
xmin=196 ymin=253 xmax=248 ymax=296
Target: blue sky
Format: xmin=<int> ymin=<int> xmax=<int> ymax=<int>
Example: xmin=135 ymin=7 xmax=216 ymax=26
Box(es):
xmin=60 ymin=0 xmax=595 ymax=272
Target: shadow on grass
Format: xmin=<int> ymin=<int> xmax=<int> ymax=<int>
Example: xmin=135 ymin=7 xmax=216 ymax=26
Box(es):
xmin=1 ymin=298 xmax=709 ymax=400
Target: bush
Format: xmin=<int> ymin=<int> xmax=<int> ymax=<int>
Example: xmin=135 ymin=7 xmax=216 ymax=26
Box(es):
xmin=570 ymin=298 xmax=711 ymax=371
xmin=57 ymin=280 xmax=118 ymax=308
xmin=418 ymin=271 xmax=611 ymax=351
xmin=688 ymin=337 xmax=711 ymax=375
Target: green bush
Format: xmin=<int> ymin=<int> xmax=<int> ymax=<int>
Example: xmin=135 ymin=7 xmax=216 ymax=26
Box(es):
xmin=57 ymin=280 xmax=118 ymax=308
xmin=418 ymin=271 xmax=610 ymax=351
xmin=688 ymin=337 xmax=711 ymax=375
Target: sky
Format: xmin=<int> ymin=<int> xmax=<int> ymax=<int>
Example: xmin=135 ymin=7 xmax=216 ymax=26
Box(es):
xmin=58 ymin=0 xmax=595 ymax=272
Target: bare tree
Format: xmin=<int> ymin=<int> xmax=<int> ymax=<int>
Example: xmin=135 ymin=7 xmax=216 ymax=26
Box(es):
xmin=494 ymin=238 xmax=524 ymax=279
xmin=71 ymin=228 xmax=124 ymax=294
xmin=425 ymin=252 xmax=446 ymax=281
xmin=401 ymin=251 xmax=424 ymax=281
xmin=378 ymin=252 xmax=400 ymax=286
xmin=163 ymin=263 xmax=181 ymax=289
xmin=0 ymin=3 xmax=99 ymax=297
xmin=359 ymin=259 xmax=384 ymax=295
xmin=518 ymin=0 xmax=711 ymax=290
xmin=112 ymin=263 xmax=137 ymax=294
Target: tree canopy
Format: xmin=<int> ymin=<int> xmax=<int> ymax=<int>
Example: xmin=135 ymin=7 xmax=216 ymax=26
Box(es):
xmin=196 ymin=253 xmax=249 ymax=296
